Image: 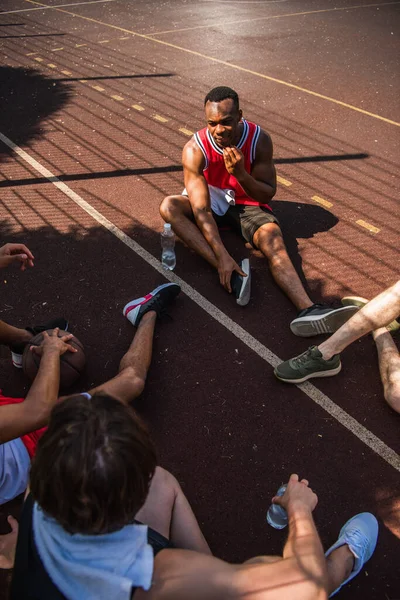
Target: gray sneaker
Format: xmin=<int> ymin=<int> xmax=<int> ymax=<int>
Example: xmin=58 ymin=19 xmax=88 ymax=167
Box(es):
xmin=274 ymin=346 xmax=341 ymax=383
xmin=290 ymin=303 xmax=359 ymax=337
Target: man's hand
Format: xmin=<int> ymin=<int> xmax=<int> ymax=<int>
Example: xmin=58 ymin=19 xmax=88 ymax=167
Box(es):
xmin=223 ymin=146 xmax=245 ymax=178
xmin=0 ymin=516 xmax=18 ymax=570
xmin=272 ymin=473 xmax=318 ymax=515
xmin=30 ymin=328 xmax=77 ymax=357
xmin=217 ymin=253 xmax=247 ymax=292
xmin=0 ymin=243 xmax=34 ymax=271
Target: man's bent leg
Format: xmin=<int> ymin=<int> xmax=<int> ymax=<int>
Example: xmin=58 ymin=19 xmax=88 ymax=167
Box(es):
xmin=373 ymin=328 xmax=400 ymax=413
xmin=253 ymin=223 xmax=313 ymax=310
xmin=160 ymin=195 xmax=218 ymax=268
xmin=135 ymin=467 xmax=212 ymax=555
xmin=88 ymin=312 xmax=157 ymax=404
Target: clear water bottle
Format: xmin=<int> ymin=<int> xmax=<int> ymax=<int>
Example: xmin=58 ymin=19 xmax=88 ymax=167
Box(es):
xmin=161 ymin=223 xmax=176 ymax=270
xmin=266 ymin=484 xmax=288 ymax=529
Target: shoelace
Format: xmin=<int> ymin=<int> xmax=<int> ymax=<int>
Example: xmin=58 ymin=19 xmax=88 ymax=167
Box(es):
xmin=292 ymin=348 xmax=314 ymax=367
xmin=345 ymin=527 xmax=369 ymax=558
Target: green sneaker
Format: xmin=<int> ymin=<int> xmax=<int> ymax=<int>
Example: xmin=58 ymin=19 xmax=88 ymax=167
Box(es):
xmin=342 ymin=296 xmax=400 ymax=333
xmin=274 ymin=346 xmax=341 ymax=383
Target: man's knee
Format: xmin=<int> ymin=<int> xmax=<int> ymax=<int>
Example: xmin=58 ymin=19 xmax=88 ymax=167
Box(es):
xmin=253 ymin=223 xmax=286 ymax=256
xmin=385 ymin=382 xmax=400 ymax=413
xmin=160 ymin=195 xmax=184 ymax=221
xmin=151 ymin=466 xmax=180 ymax=497
xmin=121 ymin=366 xmax=146 ymax=397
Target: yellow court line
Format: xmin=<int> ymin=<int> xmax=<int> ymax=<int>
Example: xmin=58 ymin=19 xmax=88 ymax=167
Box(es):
xmin=91 ymin=85 xmax=105 ymax=91
xmin=99 ymin=39 xmax=109 ymax=43
xmin=47 ymin=63 xmax=57 ymax=68
xmin=132 ymin=104 xmax=145 ymax=111
xmin=312 ymin=195 xmax=333 ymax=208
xmin=34 ymin=56 xmax=43 ymax=61
xmin=356 ymin=219 xmax=380 ymax=234
xmin=147 ymin=2 xmax=400 ymax=36
xmin=179 ymin=128 xmax=194 ymax=136
xmin=61 ymin=69 xmax=72 ymax=75
xmin=75 ymin=43 xmax=86 ymax=47
xmin=79 ymin=79 xmax=88 ymax=82
xmin=26 ymin=52 xmax=37 ymax=55
xmin=111 ymin=95 xmax=124 ymax=101
xmin=119 ymin=36 xmax=129 ymax=40
xmin=51 ymin=47 xmax=64 ymax=51
xmin=277 ymin=175 xmax=292 ymax=187
xmin=23 ymin=0 xmax=400 ymax=128
xmin=153 ymin=114 xmax=169 ymax=123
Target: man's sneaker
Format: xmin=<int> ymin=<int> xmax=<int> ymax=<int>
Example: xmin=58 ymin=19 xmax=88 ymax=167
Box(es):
xmin=123 ymin=283 xmax=181 ymax=327
xmin=325 ymin=513 xmax=379 ymax=597
xmin=290 ymin=303 xmax=359 ymax=337
xmin=10 ymin=317 xmax=69 ymax=368
xmin=342 ymin=295 xmax=400 ymax=333
xmin=230 ymin=259 xmax=251 ymax=306
xmin=274 ymin=345 xmax=341 ymax=383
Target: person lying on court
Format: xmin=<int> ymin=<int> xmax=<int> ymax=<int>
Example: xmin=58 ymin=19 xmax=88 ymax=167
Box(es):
xmin=160 ymin=86 xmax=357 ymax=337
xmin=0 ymin=242 xmax=71 ymax=509
xmin=275 ymin=280 xmax=400 ymax=413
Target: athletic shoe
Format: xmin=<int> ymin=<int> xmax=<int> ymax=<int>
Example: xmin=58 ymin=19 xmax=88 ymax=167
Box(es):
xmin=325 ymin=513 xmax=379 ymax=597
xmin=274 ymin=345 xmax=341 ymax=383
xmin=342 ymin=295 xmax=400 ymax=333
xmin=290 ymin=303 xmax=359 ymax=337
xmin=123 ymin=283 xmax=181 ymax=326
xmin=10 ymin=317 xmax=69 ymax=368
xmin=231 ymin=259 xmax=251 ymax=306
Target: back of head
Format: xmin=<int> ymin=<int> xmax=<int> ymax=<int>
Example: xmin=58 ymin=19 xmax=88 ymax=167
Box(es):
xmin=30 ymin=393 xmax=157 ymax=535
xmin=204 ymin=86 xmax=239 ymax=110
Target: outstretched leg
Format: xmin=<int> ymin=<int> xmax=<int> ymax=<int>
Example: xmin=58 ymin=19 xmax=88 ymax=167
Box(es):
xmin=373 ymin=328 xmax=400 ymax=413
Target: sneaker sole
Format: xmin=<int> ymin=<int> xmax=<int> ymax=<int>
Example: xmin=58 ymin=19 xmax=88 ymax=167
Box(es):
xmin=274 ymin=363 xmax=342 ymax=384
xmin=123 ymin=283 xmax=180 ymax=324
xmin=236 ymin=259 xmax=251 ymax=307
xmin=290 ymin=306 xmax=359 ymax=337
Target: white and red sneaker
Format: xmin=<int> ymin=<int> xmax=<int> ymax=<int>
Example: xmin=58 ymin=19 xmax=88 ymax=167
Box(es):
xmin=123 ymin=283 xmax=181 ymax=326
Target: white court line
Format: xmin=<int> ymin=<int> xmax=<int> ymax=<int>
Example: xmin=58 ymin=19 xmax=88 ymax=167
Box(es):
xmin=0 ymin=129 xmax=399 ymax=473
xmin=0 ymin=0 xmax=116 ymax=15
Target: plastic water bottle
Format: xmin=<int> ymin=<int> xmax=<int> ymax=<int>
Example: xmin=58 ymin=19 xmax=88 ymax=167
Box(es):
xmin=266 ymin=485 xmax=288 ymax=529
xmin=161 ymin=223 xmax=176 ymax=270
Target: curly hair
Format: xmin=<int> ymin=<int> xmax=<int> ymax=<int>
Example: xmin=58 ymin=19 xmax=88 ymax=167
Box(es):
xmin=30 ymin=393 xmax=157 ymax=535
xmin=204 ymin=86 xmax=239 ymax=109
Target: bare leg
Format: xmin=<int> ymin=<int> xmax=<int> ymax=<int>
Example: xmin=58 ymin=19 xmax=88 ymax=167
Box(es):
xmin=252 ymin=223 xmax=313 ymax=310
xmin=373 ymin=328 xmax=400 ymax=413
xmin=325 ymin=545 xmax=355 ymax=595
xmin=160 ymin=195 xmax=218 ymax=267
xmin=135 ymin=466 xmax=212 ymax=555
xmin=0 ymin=320 xmax=32 ymax=346
xmin=88 ymin=312 xmax=157 ymax=404
xmin=319 ymin=281 xmax=400 ymax=360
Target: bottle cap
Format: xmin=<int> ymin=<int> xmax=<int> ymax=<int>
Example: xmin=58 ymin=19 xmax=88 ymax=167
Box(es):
xmin=164 ymin=223 xmax=172 ymax=230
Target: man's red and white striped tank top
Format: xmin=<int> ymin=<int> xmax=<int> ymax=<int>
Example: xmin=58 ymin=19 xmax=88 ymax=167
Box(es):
xmin=194 ymin=119 xmax=266 ymax=207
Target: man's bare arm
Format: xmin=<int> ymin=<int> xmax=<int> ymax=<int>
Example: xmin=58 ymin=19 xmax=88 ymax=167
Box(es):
xmin=0 ymin=330 xmax=76 ymax=444
xmin=223 ymin=131 xmax=276 ymax=204
xmin=183 ymin=139 xmax=245 ymax=292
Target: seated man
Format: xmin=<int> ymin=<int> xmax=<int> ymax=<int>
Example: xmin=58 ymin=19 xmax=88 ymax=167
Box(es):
xmin=160 ymin=86 xmax=357 ymax=336
xmin=0 ymin=243 xmax=69 ymax=506
xmin=274 ymin=280 xmax=400 ymax=413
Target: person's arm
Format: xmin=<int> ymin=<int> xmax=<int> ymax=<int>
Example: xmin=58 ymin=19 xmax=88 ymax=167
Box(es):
xmin=183 ymin=140 xmax=246 ymax=292
xmin=223 ymin=130 xmax=276 ymax=204
xmin=0 ymin=243 xmax=34 ymax=271
xmin=0 ymin=329 xmax=77 ymax=443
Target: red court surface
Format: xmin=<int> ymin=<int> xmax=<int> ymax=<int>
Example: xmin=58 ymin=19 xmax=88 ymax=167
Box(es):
xmin=0 ymin=0 xmax=399 ymax=598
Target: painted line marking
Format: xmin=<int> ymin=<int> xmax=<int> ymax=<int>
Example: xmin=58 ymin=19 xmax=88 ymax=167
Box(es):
xmin=111 ymin=95 xmax=124 ymax=101
xmin=26 ymin=52 xmax=37 ymax=56
xmin=34 ymin=57 xmax=43 ymax=62
xmin=179 ymin=127 xmax=194 ymax=136
xmin=79 ymin=79 xmax=88 ymax=83
xmin=0 ymin=0 xmax=117 ymax=14
xmin=277 ymin=175 xmax=292 ymax=187
xmin=47 ymin=63 xmax=57 ymax=68
xmin=76 ymin=44 xmax=87 ymax=47
xmin=42 ymin=3 xmax=400 ymax=127
xmin=153 ymin=114 xmax=169 ymax=123
xmin=149 ymin=2 xmax=400 ymax=36
xmin=356 ymin=219 xmax=380 ymax=234
xmin=312 ymin=195 xmax=333 ymax=209
xmin=0 ymin=129 xmax=398 ymax=474
xmin=61 ymin=69 xmax=72 ymax=75
xmin=132 ymin=104 xmax=145 ymax=111
xmin=119 ymin=36 xmax=129 ymax=39
xmin=51 ymin=47 xmax=64 ymax=51
xmin=99 ymin=39 xmax=110 ymax=43
xmin=91 ymin=85 xmax=105 ymax=91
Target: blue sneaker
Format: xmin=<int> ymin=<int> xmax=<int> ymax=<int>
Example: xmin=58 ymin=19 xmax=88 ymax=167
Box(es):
xmin=325 ymin=513 xmax=379 ymax=597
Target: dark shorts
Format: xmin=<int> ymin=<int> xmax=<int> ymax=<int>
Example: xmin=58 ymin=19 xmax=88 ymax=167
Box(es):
xmin=134 ymin=519 xmax=173 ymax=555
xmin=212 ymin=204 xmax=279 ymax=245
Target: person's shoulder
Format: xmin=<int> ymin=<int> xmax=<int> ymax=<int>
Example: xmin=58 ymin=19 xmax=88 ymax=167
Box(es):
xmin=182 ymin=136 xmax=205 ymax=166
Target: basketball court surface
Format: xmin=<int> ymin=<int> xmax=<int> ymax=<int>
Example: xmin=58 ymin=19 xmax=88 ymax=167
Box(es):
xmin=0 ymin=0 xmax=399 ymax=598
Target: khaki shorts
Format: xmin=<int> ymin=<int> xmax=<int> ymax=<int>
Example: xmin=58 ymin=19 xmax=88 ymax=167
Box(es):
xmin=212 ymin=204 xmax=279 ymax=245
